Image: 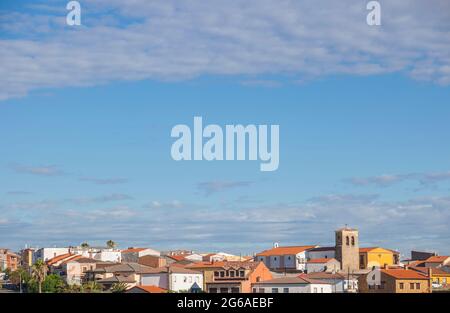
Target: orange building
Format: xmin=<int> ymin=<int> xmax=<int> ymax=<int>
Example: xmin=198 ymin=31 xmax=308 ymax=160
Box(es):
xmin=0 ymin=248 xmax=20 ymax=272
xmin=188 ymin=261 xmax=272 ymax=293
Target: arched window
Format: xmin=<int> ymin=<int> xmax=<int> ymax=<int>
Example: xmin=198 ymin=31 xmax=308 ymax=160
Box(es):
xmin=351 ymin=237 xmax=355 ymax=246
xmin=346 ymin=236 xmax=350 ymax=246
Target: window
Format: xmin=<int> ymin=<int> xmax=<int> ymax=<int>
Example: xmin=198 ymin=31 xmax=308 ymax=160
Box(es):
xmin=259 ymin=288 xmax=265 ymax=293
xmin=399 ymin=283 xmax=404 ymax=290
xmin=283 ymin=288 xmax=289 ymax=293
xmin=253 ymin=288 xmax=257 ymax=293
xmin=220 ymin=271 xmax=225 ymax=278
xmin=410 ymin=283 xmax=415 ymax=290
xmin=220 ymin=288 xmax=229 ymax=293
xmin=231 ymin=287 xmax=240 ymax=293
xmin=313 ymin=287 xmax=318 ymax=293
xmin=209 ymin=288 xmax=218 ymax=293
xmin=230 ymin=271 xmax=235 ymax=278
xmin=369 ymin=284 xmax=375 ymax=290
xmin=239 ymin=270 xmax=245 ymax=278
xmin=351 ymin=237 xmax=355 ymax=246
xmin=346 ymin=236 xmax=350 ymax=246
xmin=272 ymin=288 xmax=279 ymax=293
xmin=320 ymin=288 xmax=324 ymax=293
xmin=416 ymin=283 xmax=420 ymax=289
xmin=184 ymin=276 xmax=187 ymax=283
xmin=214 ymin=271 xmax=219 ymax=277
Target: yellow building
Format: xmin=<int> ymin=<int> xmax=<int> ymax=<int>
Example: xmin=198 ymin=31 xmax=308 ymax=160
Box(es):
xmin=359 ymin=247 xmax=400 ymax=269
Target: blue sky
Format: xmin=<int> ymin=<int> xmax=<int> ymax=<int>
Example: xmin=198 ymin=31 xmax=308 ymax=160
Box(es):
xmin=1 ymin=0 xmax=450 ymax=257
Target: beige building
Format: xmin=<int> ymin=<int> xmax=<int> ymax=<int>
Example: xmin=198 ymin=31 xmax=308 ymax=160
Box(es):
xmin=335 ymin=227 xmax=359 ymax=273
xmin=359 ymin=268 xmax=431 ymax=293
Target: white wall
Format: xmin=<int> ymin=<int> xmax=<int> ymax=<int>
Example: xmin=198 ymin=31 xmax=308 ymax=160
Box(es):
xmin=307 ymin=250 xmax=336 ymax=260
xmin=35 ymin=248 xmax=69 ymax=261
xmin=95 ymin=251 xmax=121 ymax=262
xmin=309 ymin=284 xmax=333 ymax=293
xmin=295 ymin=252 xmax=308 ymax=271
xmin=171 ymin=273 xmax=203 ymax=292
xmin=141 ymin=273 xmax=168 ymax=289
xmin=254 ymin=283 xmax=333 ymax=293
xmin=141 ymin=273 xmax=203 ymax=292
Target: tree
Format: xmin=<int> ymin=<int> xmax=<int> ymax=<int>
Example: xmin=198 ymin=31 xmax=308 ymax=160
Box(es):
xmin=80 ymin=242 xmax=90 ymax=249
xmin=111 ymin=282 xmax=129 ymax=293
xmin=42 ymin=274 xmax=65 ymax=293
xmin=31 ymin=260 xmax=47 ymax=293
xmin=82 ymin=281 xmax=102 ymax=293
xmin=9 ymin=267 xmax=31 ymax=292
xmin=106 ymin=240 xmax=117 ymax=249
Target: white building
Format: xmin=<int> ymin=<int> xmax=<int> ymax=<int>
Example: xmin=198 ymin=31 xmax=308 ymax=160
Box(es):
xmin=253 ymin=277 xmax=334 ymax=293
xmin=34 ymin=248 xmax=70 ymax=262
xmin=301 ymin=272 xmax=359 ymax=293
xmin=140 ymin=266 xmax=203 ymax=293
xmin=256 ymin=245 xmax=317 ymax=272
xmin=306 ymin=247 xmax=336 ymax=260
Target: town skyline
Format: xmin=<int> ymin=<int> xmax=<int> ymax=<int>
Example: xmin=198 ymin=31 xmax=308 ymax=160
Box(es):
xmin=1 ymin=1 xmax=450 ymax=256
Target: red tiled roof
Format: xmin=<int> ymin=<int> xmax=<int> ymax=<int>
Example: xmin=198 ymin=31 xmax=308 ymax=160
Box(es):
xmin=308 ymin=258 xmax=337 ymax=264
xmin=122 ymin=248 xmax=147 ymax=253
xmin=257 ymin=246 xmax=316 ymax=257
xmin=188 ymin=261 xmax=260 ymax=271
xmin=47 ymin=253 xmax=73 ymax=266
xmin=425 ymin=256 xmax=450 ymax=263
xmin=134 ymin=285 xmax=167 ymax=293
xmin=60 ymin=254 xmax=84 ymax=265
xmin=381 ymin=269 xmax=429 ymax=280
xmin=167 ymin=255 xmax=185 ymax=262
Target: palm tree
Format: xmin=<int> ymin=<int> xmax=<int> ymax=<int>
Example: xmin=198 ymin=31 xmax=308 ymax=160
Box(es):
xmin=31 ymin=260 xmax=47 ymax=293
xmin=80 ymin=242 xmax=90 ymax=249
xmin=106 ymin=240 xmax=117 ymax=249
xmin=111 ymin=282 xmax=129 ymax=293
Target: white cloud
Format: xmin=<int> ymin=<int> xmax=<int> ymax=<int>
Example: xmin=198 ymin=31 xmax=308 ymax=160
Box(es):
xmin=11 ymin=164 xmax=65 ymax=176
xmin=1 ymin=0 xmax=450 ymax=100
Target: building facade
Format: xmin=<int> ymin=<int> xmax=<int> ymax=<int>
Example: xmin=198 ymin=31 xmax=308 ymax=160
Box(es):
xmin=256 ymin=245 xmax=316 ymax=272
xmin=335 ymin=227 xmax=359 ymax=273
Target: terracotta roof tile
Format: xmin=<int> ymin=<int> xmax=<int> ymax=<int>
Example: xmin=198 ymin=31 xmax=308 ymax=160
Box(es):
xmin=257 ymin=246 xmax=316 ymax=257
xmin=133 ymin=285 xmax=167 ymax=293
xmin=122 ymin=248 xmax=148 ymax=253
xmin=381 ymin=269 xmax=429 ymax=280
xmin=425 ymin=256 xmax=450 ymax=263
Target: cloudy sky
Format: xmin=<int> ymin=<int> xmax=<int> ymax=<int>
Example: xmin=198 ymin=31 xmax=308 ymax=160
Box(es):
xmin=1 ymin=0 xmax=449 ymax=257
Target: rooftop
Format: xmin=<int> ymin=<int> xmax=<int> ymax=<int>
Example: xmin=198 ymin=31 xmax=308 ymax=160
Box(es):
xmin=257 ymin=246 xmax=316 ymax=257
xmin=425 ymin=256 xmax=450 ymax=263
xmin=381 ymin=269 xmax=429 ymax=280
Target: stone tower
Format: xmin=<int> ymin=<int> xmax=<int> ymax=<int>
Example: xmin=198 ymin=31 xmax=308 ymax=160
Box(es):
xmin=335 ymin=227 xmax=359 ymax=273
